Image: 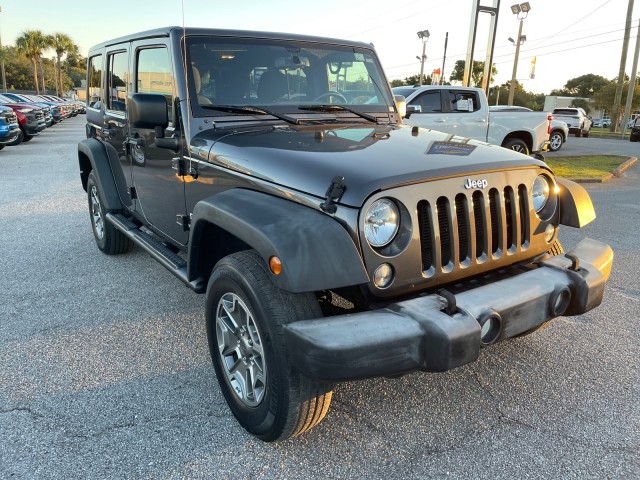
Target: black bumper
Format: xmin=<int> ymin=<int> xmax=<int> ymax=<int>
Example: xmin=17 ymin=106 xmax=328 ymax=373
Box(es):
xmin=284 ymin=239 xmax=613 ymax=381
xmin=24 ymin=121 xmax=46 ymax=135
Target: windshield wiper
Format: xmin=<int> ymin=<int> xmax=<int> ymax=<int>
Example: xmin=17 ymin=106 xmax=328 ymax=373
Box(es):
xmin=200 ymin=104 xmax=299 ymax=125
xmin=298 ymin=104 xmax=379 ymax=124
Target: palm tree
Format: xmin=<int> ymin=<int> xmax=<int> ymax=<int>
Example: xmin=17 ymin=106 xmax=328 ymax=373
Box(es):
xmin=15 ymin=30 xmax=49 ymax=94
xmin=49 ymin=33 xmax=77 ymax=96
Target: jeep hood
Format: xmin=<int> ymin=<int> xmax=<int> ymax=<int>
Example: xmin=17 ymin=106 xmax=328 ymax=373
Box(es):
xmin=195 ymin=124 xmax=548 ymax=207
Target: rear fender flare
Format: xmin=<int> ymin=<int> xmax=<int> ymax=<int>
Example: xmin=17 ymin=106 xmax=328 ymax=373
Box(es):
xmin=188 ymin=189 xmax=369 ymax=293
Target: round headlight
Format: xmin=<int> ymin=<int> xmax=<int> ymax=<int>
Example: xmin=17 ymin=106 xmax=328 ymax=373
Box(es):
xmin=364 ymin=199 xmax=399 ymax=247
xmin=532 ymin=175 xmax=550 ymax=213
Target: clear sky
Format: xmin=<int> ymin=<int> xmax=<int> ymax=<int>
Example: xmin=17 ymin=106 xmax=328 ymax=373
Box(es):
xmin=1 ymin=0 xmax=638 ymax=94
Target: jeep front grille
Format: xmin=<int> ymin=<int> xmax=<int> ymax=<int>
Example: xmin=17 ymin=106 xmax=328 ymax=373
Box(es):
xmin=417 ymin=185 xmax=531 ymax=274
xmin=359 ymin=169 xmax=554 ymax=297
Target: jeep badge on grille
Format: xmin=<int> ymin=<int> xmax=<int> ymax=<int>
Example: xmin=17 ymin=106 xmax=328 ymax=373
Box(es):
xmin=464 ymin=178 xmax=488 ymax=189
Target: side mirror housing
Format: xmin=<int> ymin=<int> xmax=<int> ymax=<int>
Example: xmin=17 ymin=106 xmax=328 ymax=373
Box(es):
xmin=128 ymin=93 xmax=168 ymax=129
xmin=405 ymin=104 xmax=422 ymax=118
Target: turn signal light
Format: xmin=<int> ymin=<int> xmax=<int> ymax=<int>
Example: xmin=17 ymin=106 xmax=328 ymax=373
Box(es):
xmin=269 ymin=256 xmax=282 ymax=275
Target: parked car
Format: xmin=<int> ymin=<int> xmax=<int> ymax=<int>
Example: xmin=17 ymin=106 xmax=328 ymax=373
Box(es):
xmin=394 ymin=85 xmax=551 ymax=155
xmin=591 ymin=118 xmax=611 ymax=128
xmin=551 ymin=107 xmax=591 ymax=137
xmin=0 ymin=104 xmax=21 ymax=149
xmin=79 ymin=26 xmax=613 ymax=442
xmin=0 ymin=95 xmax=47 ymax=142
xmin=0 ymin=93 xmax=55 ymax=126
xmin=489 ymin=105 xmax=568 ymax=151
xmin=629 ymin=117 xmax=640 ymax=141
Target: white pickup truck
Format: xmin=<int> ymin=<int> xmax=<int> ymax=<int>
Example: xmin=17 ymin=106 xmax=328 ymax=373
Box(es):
xmin=393 ymin=85 xmax=551 ymax=154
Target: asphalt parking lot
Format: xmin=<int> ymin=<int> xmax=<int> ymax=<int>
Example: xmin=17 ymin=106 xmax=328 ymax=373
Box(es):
xmin=1 ymin=117 xmax=638 ymax=479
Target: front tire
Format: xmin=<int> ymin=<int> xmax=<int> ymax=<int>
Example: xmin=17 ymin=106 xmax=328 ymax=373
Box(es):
xmin=86 ymin=172 xmax=133 ymax=255
xmin=20 ymin=126 xmax=33 ymax=142
xmin=206 ymin=250 xmax=333 ymax=442
xmin=502 ymin=138 xmax=529 ymax=155
xmin=548 ymin=131 xmax=564 ymax=151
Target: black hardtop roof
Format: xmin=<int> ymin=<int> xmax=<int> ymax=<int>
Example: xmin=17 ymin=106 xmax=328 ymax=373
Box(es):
xmin=88 ymin=26 xmax=375 ymax=53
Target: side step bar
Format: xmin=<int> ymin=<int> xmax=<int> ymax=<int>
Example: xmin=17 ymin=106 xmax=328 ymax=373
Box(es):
xmin=106 ymin=213 xmax=207 ymax=293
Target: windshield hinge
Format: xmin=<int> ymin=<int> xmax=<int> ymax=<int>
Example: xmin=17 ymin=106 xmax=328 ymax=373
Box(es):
xmin=320 ymin=176 xmax=346 ymax=214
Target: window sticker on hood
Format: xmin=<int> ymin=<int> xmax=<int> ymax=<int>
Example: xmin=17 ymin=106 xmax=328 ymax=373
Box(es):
xmin=426 ymin=141 xmax=476 ymax=156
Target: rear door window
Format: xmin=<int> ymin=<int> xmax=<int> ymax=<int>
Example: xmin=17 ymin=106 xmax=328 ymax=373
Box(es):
xmin=107 ymin=50 xmax=128 ymax=114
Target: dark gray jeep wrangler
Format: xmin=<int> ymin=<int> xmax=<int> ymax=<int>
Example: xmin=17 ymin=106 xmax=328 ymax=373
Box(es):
xmin=78 ymin=27 xmax=613 ymax=441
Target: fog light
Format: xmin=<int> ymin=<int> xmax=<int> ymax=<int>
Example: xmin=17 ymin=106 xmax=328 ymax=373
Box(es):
xmin=373 ymin=263 xmax=394 ymax=289
xmin=544 ymin=223 xmax=555 ymax=243
xmin=479 ymin=312 xmax=502 ymax=345
xmin=550 ymin=287 xmax=571 ymax=316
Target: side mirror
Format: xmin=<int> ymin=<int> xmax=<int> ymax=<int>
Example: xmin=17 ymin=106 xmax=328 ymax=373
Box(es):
xmin=394 ymin=95 xmax=406 ymax=118
xmin=405 ymin=104 xmax=422 ymax=118
xmin=128 ymin=93 xmax=179 ymax=151
xmin=128 ymin=93 xmax=168 ymax=129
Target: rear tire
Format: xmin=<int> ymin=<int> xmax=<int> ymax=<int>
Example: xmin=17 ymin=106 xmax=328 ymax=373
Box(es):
xmin=502 ymin=138 xmax=529 ymax=155
xmin=548 ymin=131 xmax=564 ymax=151
xmin=87 ymin=172 xmax=133 ymax=255
xmin=206 ymin=250 xmax=333 ymax=442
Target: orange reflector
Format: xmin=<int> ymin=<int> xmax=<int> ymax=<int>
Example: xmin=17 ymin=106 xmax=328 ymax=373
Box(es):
xmin=269 ymin=256 xmax=282 ymax=275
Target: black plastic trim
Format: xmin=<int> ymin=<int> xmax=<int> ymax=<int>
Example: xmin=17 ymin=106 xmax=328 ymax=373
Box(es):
xmin=188 ymin=189 xmax=369 ymax=293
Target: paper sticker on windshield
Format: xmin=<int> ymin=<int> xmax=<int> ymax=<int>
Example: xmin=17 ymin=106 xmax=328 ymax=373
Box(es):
xmin=427 ymin=141 xmax=476 ymax=156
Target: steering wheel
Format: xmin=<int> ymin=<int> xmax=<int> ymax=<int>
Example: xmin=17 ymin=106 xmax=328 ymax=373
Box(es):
xmin=312 ymin=92 xmax=348 ymax=104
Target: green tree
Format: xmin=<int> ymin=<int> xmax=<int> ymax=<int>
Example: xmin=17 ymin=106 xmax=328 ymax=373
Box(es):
xmin=49 ymin=32 xmax=78 ymax=96
xmin=389 ymin=74 xmax=434 ymax=87
xmin=15 ymin=30 xmax=50 ymax=94
xmin=449 ymin=60 xmax=496 ymax=87
xmin=563 ymin=74 xmax=611 ymax=98
xmin=2 ymin=46 xmax=33 ymax=90
xmin=570 ymin=98 xmax=591 ymax=114
xmin=593 ymin=82 xmax=640 ymax=129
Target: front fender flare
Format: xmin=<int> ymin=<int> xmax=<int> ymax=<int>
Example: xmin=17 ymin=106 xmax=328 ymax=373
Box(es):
xmin=189 ymin=189 xmax=369 ymax=293
xmin=78 ymin=138 xmax=130 ymax=211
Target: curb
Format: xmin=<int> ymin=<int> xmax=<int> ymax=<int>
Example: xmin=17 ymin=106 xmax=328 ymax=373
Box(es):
xmin=569 ymin=156 xmax=637 ymax=184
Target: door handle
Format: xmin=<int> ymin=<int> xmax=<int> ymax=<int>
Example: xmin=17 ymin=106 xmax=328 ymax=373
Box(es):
xmin=434 ymin=118 xmax=447 ymax=123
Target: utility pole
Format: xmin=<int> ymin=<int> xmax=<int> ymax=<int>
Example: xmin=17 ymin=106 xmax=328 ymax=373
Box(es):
xmin=441 ymin=32 xmax=448 ymax=85
xmin=611 ymin=0 xmax=634 ymax=132
xmin=621 ymin=18 xmax=640 ymax=139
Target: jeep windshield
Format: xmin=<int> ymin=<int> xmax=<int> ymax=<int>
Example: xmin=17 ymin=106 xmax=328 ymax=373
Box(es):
xmin=186 ymin=36 xmax=394 ymax=122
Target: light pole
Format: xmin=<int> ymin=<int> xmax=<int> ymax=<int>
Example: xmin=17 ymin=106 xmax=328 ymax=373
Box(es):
xmin=508 ymin=2 xmax=531 ymax=105
xmin=416 ymin=30 xmax=430 ymax=86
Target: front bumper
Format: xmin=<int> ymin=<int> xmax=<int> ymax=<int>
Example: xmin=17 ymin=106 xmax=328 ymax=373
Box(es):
xmin=24 ymin=120 xmax=46 ymax=135
xmin=285 ymin=238 xmax=613 ymax=381
xmin=0 ymin=126 xmax=20 ymax=144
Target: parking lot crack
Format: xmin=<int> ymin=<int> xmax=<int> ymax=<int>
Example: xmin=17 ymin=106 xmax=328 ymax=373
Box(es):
xmin=0 ymin=406 xmax=44 ymax=419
